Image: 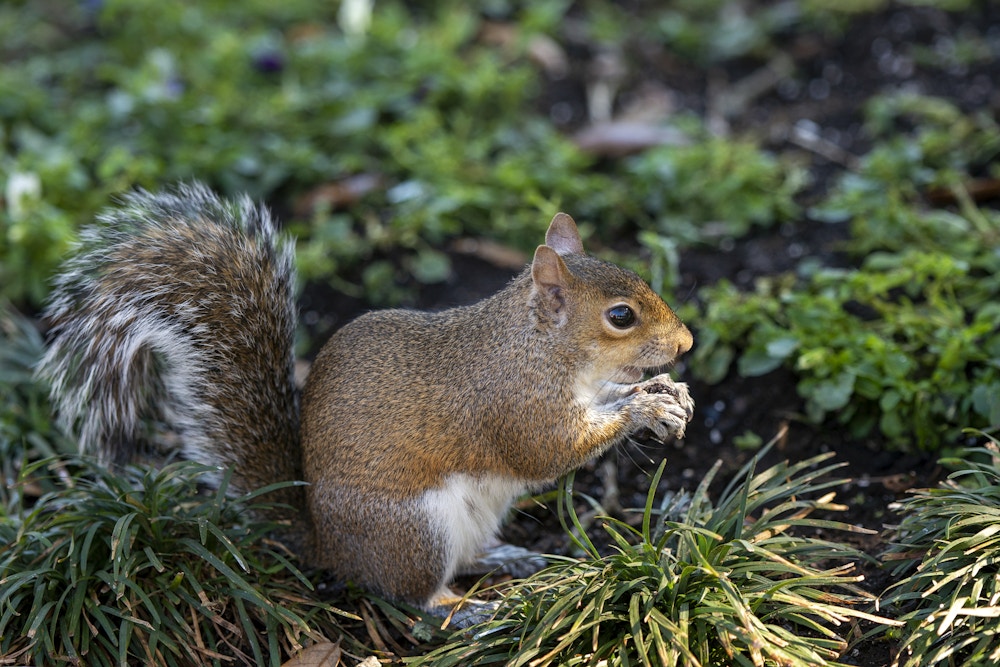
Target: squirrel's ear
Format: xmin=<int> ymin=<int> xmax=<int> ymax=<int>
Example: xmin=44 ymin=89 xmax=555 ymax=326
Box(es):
xmin=531 ymin=245 xmax=571 ymax=317
xmin=545 ymin=212 xmax=585 ymax=256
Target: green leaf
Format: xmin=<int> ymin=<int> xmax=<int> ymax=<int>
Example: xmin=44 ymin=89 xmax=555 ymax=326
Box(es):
xmin=972 ymin=384 xmax=1000 ymax=425
xmin=409 ymin=248 xmax=452 ymax=284
xmin=765 ymin=337 xmax=799 ymax=359
xmin=807 ymin=372 xmax=856 ymax=411
xmin=738 ymin=346 xmax=785 ymax=377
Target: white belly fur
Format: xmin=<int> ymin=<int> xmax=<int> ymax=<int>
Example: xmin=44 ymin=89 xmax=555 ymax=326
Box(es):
xmin=420 ymin=473 xmax=527 ymax=583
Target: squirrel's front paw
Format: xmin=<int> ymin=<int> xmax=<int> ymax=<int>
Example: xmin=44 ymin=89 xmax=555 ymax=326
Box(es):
xmin=642 ymin=378 xmax=695 ymax=422
xmin=632 ymin=378 xmax=695 ymax=441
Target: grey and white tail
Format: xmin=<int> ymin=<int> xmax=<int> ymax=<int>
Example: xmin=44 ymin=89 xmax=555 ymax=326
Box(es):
xmin=38 ymin=183 xmax=303 ymax=504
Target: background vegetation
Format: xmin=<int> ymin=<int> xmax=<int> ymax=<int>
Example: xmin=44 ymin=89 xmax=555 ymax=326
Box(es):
xmin=2 ymin=0 xmax=999 ymax=665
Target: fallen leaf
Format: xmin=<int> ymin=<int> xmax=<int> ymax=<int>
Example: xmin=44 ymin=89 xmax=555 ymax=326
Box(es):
xmin=926 ymin=178 xmax=1000 ymax=205
xmin=478 ymin=21 xmax=568 ymax=77
xmin=281 ymin=641 xmax=342 ymax=667
xmin=294 ymin=174 xmax=384 ymax=215
xmin=450 ymin=237 xmax=527 ymax=270
xmin=573 ymin=121 xmax=689 ymax=158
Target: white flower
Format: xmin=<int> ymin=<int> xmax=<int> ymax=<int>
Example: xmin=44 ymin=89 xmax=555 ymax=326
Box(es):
xmin=338 ymin=0 xmax=373 ymax=37
xmin=5 ymin=171 xmax=41 ymax=221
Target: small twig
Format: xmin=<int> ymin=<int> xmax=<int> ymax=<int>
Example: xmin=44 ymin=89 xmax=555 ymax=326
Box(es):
xmin=598 ymin=458 xmax=621 ymax=516
xmin=789 ymin=121 xmax=860 ymax=170
xmin=711 ymin=52 xmax=796 ymax=122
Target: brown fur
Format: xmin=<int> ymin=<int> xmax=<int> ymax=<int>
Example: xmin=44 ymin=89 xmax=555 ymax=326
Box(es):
xmin=300 ymin=218 xmax=693 ymax=601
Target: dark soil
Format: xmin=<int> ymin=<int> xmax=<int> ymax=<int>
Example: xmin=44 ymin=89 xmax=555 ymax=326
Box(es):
xmin=302 ymin=4 xmax=998 ymax=665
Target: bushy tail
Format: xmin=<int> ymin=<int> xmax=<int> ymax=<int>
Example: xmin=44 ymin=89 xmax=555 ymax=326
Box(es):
xmin=38 ymin=183 xmax=303 ymax=508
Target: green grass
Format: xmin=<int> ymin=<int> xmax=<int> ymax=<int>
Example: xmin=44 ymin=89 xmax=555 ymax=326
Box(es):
xmin=414 ymin=440 xmax=895 ymax=667
xmin=0 ymin=459 xmax=366 ymax=666
xmin=879 ymin=432 xmax=1000 ymax=667
xmin=0 ymin=304 xmax=72 ymax=474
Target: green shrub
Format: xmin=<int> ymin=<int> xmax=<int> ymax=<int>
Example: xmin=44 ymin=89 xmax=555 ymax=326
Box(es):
xmin=817 ymin=93 xmax=1000 ymax=258
xmin=688 ymin=251 xmax=1000 ymax=450
xmin=647 ymin=1 xmax=798 ymax=64
xmin=627 ymin=130 xmax=808 ymax=245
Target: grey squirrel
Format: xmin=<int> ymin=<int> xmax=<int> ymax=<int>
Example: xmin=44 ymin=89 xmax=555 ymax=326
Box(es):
xmin=39 ymin=183 xmax=694 ymax=618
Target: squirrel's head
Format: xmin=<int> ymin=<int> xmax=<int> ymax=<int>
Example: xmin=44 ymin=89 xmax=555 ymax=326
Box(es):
xmin=530 ymin=213 xmax=693 ymax=383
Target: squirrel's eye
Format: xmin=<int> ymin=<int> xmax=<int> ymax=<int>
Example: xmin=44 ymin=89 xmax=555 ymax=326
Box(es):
xmin=607 ymin=305 xmax=636 ymax=329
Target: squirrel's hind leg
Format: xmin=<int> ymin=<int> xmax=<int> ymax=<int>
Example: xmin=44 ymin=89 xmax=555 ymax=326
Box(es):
xmin=307 ymin=485 xmax=452 ymax=605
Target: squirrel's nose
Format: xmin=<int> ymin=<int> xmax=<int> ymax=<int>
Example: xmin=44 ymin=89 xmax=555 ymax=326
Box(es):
xmin=675 ymin=326 xmax=694 ymax=357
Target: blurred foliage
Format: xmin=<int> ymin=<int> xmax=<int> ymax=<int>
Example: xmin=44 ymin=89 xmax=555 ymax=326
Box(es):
xmin=688 ymin=94 xmax=1000 ymax=451
xmin=621 ymin=0 xmax=980 ymax=65
xmin=2 ymin=0 xmax=813 ymax=308
xmin=646 ymin=0 xmax=800 ymax=64
xmin=627 ymin=130 xmax=807 ymax=244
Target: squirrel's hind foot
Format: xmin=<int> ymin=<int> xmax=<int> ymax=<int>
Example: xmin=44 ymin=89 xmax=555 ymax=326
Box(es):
xmin=425 ymin=590 xmax=501 ymax=630
xmin=425 ymin=542 xmax=547 ymax=629
xmin=460 ymin=541 xmax=548 ymax=579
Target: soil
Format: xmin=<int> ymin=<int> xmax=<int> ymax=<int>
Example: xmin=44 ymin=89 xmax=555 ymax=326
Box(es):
xmin=299 ymin=4 xmax=999 ymax=664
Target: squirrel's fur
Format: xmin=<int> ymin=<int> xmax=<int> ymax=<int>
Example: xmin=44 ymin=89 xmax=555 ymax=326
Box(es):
xmin=40 ymin=184 xmax=694 ymax=616
xmin=39 ymin=185 xmax=303 ymax=511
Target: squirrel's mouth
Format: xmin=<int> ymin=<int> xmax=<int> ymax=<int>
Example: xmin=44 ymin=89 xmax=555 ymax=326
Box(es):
xmin=620 ymin=366 xmax=644 ymax=383
xmin=617 ymin=359 xmax=675 ymax=385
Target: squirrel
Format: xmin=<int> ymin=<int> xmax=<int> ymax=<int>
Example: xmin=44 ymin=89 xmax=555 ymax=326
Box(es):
xmin=39 ymin=183 xmax=695 ymax=620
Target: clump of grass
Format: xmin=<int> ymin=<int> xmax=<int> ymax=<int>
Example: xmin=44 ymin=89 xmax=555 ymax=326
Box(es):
xmin=416 ymin=440 xmax=894 ymax=666
xmin=0 ymin=458 xmax=362 ymax=666
xmin=880 ymin=432 xmax=1000 ymax=667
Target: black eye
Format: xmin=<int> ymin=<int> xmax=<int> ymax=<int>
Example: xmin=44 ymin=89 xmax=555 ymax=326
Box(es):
xmin=607 ymin=305 xmax=636 ymax=329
